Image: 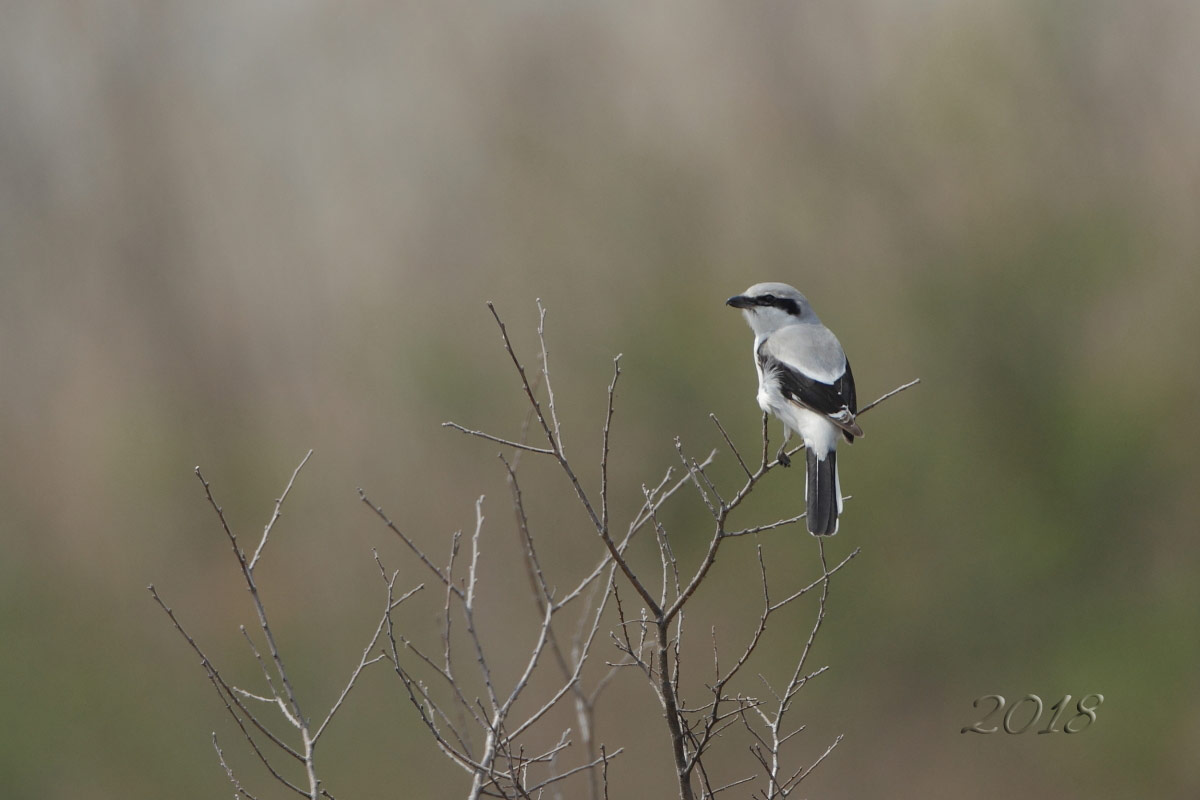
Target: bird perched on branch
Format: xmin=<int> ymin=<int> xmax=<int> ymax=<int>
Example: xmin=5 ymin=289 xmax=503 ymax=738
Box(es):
xmin=726 ymin=283 xmax=861 ymax=535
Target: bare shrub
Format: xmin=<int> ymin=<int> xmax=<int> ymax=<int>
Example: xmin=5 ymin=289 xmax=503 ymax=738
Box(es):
xmin=151 ymin=301 xmax=917 ymax=799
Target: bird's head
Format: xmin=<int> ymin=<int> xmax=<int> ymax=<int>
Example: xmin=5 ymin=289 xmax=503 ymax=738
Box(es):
xmin=726 ymin=282 xmax=816 ymax=336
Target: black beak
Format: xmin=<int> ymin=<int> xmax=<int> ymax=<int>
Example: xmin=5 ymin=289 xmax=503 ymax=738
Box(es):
xmin=726 ymin=295 xmax=753 ymax=309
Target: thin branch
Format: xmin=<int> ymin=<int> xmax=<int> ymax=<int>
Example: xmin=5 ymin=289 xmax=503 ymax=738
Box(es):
xmin=486 ymin=302 xmax=610 ymax=539
xmin=600 ymin=355 xmax=621 ymax=537
xmin=523 ymin=748 xmax=626 ymax=794
xmin=195 ymin=464 xmax=315 ymax=798
xmin=857 ymin=377 xmax=920 ymax=416
xmin=441 ymin=423 xmax=556 ymax=455
xmin=240 ymin=626 xmax=281 ymax=711
xmin=770 ymin=548 xmax=859 ymax=614
xmin=359 ymin=490 xmax=458 ymax=593
xmin=147 ymin=586 xmax=303 ymax=763
xmin=395 ymin=668 xmax=484 ymax=775
xmin=536 ymin=299 xmax=564 ymax=449
xmin=725 ymin=514 xmax=806 ymax=538
xmin=315 ymin=580 xmax=424 ymax=742
xmin=760 ymin=412 xmax=770 ymax=470
xmin=781 ymin=734 xmax=843 ymax=794
xmin=709 ymin=774 xmax=756 ymax=797
xmin=486 ymin=301 xmax=559 ymax=454
xmin=462 ymin=497 xmax=501 ymax=720
xmin=249 ymin=449 xmax=313 ymax=571
xmin=710 ymin=414 xmax=752 ymax=481
xmin=510 ymin=565 xmax=613 ymax=740
xmin=552 ymin=454 xmax=711 ymax=613
xmin=213 ymin=733 xmax=263 ymax=800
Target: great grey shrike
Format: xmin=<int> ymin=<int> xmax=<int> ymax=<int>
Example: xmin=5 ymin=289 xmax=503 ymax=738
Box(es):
xmin=726 ymin=283 xmax=861 ymax=535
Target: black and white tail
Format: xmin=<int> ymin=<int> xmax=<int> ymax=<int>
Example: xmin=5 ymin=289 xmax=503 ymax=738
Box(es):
xmin=804 ymin=449 xmax=840 ymax=535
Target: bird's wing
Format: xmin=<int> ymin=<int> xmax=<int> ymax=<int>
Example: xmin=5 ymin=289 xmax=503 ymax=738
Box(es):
xmin=759 ymin=329 xmax=861 ymax=440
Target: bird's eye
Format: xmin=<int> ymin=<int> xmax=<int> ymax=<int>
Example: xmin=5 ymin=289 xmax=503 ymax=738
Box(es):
xmin=761 ymin=294 xmax=776 ymax=303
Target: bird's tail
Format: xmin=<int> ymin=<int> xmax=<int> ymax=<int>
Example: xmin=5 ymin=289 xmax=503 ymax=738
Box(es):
xmin=804 ymin=449 xmax=841 ymax=535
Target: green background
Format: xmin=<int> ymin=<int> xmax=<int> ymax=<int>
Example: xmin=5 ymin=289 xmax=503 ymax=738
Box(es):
xmin=2 ymin=2 xmax=1197 ymax=798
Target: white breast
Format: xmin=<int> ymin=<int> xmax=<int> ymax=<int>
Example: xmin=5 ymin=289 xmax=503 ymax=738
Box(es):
xmin=752 ymin=335 xmax=840 ymax=458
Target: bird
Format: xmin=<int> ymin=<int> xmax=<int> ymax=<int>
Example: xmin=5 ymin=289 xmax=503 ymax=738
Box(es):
xmin=726 ymin=282 xmax=861 ymax=535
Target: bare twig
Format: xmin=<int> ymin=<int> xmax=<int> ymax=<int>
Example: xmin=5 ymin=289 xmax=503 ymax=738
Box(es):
xmin=249 ymin=449 xmax=313 ymax=571
xmin=214 ymin=733 xmax=261 ymax=800
xmin=440 ymin=422 xmax=555 ymax=455
xmin=366 ymin=470 xmax=621 ymax=797
xmin=858 ymin=377 xmax=921 ymax=416
xmin=711 ymin=413 xmax=752 ymax=481
xmin=196 ymin=462 xmax=319 ymax=797
xmin=314 ymin=578 xmax=423 ymax=742
xmin=155 ymin=453 xmax=430 ymax=800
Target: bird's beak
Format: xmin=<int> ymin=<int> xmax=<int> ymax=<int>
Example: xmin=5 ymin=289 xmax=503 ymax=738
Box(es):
xmin=726 ymin=295 xmax=753 ymax=309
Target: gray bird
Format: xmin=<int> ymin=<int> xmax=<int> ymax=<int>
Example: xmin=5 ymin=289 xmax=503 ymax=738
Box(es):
xmin=726 ymin=283 xmax=861 ymax=535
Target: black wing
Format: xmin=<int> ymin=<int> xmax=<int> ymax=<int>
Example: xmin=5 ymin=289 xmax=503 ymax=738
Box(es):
xmin=759 ymin=346 xmax=861 ymax=442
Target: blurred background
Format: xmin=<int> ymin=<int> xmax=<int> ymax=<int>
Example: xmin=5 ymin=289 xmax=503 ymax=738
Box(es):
xmin=2 ymin=2 xmax=1198 ymax=798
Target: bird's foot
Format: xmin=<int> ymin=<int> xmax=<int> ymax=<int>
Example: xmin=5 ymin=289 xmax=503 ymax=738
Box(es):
xmin=776 ymin=449 xmax=791 ymax=467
